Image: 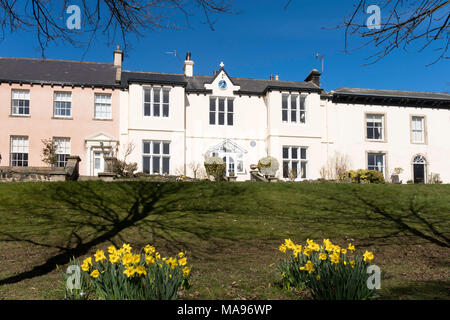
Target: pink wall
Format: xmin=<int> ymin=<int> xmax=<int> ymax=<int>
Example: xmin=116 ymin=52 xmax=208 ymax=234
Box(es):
xmin=0 ymin=83 xmax=120 ymax=175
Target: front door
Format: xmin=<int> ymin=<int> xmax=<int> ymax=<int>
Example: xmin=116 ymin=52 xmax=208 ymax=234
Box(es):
xmin=222 ymin=155 xmax=235 ymax=176
xmin=413 ymin=163 xmax=425 ymax=184
xmin=93 ymin=152 xmax=104 ymax=176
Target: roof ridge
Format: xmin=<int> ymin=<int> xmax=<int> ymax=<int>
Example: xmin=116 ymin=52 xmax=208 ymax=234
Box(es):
xmin=0 ymin=56 xmax=113 ymax=65
xmin=123 ymin=70 xmax=185 ymax=76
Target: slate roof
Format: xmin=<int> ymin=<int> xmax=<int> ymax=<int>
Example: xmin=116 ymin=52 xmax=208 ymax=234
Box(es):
xmin=122 ymin=70 xmax=322 ymax=95
xmin=0 ymin=57 xmax=118 ymax=87
xmin=331 ymin=87 xmax=450 ymax=109
xmin=333 ymin=87 xmax=450 ymax=101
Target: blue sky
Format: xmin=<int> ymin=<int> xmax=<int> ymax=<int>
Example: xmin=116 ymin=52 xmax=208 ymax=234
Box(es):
xmin=1 ymin=0 xmax=448 ymax=92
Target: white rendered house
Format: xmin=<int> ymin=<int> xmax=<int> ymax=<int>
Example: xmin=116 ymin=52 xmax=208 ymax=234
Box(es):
xmin=119 ymin=53 xmax=450 ymax=183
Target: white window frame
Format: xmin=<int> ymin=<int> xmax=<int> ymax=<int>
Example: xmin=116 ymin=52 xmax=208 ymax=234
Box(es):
xmin=54 ymin=92 xmax=72 ymax=118
xmin=53 ymin=137 xmax=71 ymax=168
xmin=209 ymin=97 xmax=234 ymax=126
xmin=10 ymin=136 xmax=29 ymax=167
xmin=11 ymin=89 xmax=30 ymax=116
xmin=282 ymin=93 xmax=306 ymax=124
xmin=411 ymin=116 xmax=425 ymax=144
xmin=142 ymin=140 xmax=170 ymax=174
xmin=143 ymin=87 xmax=170 ymax=118
xmin=282 ymin=146 xmax=308 ymax=179
xmin=94 ymin=93 xmax=112 ymax=120
xmin=366 ymin=114 xmax=385 ymax=141
xmin=367 ymin=153 xmax=386 ymax=176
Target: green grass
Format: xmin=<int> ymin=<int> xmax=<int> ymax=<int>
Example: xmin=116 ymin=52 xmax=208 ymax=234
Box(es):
xmin=0 ymin=181 xmax=449 ymax=300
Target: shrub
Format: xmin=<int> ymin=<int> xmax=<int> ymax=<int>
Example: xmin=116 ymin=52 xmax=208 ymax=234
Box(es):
xmin=277 ymin=238 xmax=378 ymax=300
xmin=78 ymin=243 xmax=191 ymax=300
xmin=204 ymin=157 xmax=226 ymax=181
xmin=257 ymin=156 xmax=279 ymax=177
xmin=112 ymin=159 xmax=138 ymax=177
xmin=339 ymin=169 xmax=385 ymax=184
xmin=428 ymin=173 xmax=442 ymax=184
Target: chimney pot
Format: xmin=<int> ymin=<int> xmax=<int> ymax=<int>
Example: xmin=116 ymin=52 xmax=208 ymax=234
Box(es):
xmin=270 ymin=74 xmax=274 ymax=80
xmin=183 ymin=51 xmax=194 ymax=77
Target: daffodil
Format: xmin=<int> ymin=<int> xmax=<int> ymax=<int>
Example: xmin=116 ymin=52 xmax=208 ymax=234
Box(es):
xmin=178 ymin=252 xmax=184 ymax=258
xmin=363 ymin=250 xmax=374 ymax=262
xmin=90 ymin=269 xmax=100 ymax=278
xmin=348 ymin=243 xmax=356 ymax=253
xmin=83 ymin=257 xmax=92 ymax=267
xmin=136 ymin=265 xmax=147 ymax=276
xmin=330 ymin=253 xmax=340 ymax=264
xmin=109 ymin=253 xmax=120 ymax=264
xmin=279 ymin=244 xmax=287 ymax=253
xmin=182 ymin=266 xmax=191 ymax=276
xmin=122 ymin=243 xmax=132 ymax=253
xmin=94 ymin=250 xmax=106 ymax=262
xmin=144 ymin=245 xmax=155 ymax=255
xmin=107 ymin=245 xmax=117 ymax=255
xmin=319 ymin=253 xmax=327 ymax=260
xmin=81 ymin=262 xmax=90 ymax=272
xmin=284 ymin=239 xmax=295 ymax=250
xmin=178 ymin=257 xmax=187 ymax=266
xmin=124 ymin=266 xmax=136 ymax=278
xmin=304 ymin=260 xmax=315 ymax=274
xmin=145 ymin=255 xmax=155 ymax=265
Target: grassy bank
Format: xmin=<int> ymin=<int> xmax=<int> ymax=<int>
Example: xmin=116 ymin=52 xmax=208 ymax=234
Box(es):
xmin=0 ymin=181 xmax=449 ymax=299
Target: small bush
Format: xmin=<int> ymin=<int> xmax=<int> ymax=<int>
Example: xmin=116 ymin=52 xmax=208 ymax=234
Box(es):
xmin=204 ymin=157 xmax=226 ymax=181
xmin=77 ymin=243 xmax=191 ymax=300
xmin=277 ymin=238 xmax=378 ymax=300
xmin=257 ymin=156 xmax=279 ymax=177
xmin=112 ymin=159 xmax=138 ymax=177
xmin=339 ymin=169 xmax=385 ymax=184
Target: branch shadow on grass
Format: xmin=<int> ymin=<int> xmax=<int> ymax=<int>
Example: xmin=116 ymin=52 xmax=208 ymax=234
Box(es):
xmin=302 ymin=184 xmax=450 ymax=248
xmin=0 ymin=181 xmax=223 ymax=286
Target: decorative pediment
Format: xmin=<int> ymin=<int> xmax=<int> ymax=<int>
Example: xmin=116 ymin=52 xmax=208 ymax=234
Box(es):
xmin=206 ymin=139 xmax=247 ymax=155
xmin=85 ymin=132 xmax=119 ymax=142
xmin=204 ymin=62 xmax=240 ymax=96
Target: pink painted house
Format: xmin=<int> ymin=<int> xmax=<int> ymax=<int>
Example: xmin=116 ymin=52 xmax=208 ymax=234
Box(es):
xmin=0 ymin=47 xmax=124 ymax=176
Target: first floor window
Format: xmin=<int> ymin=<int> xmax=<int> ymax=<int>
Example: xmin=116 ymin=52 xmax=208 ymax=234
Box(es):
xmin=411 ymin=116 xmax=425 ymax=143
xmin=282 ymin=93 xmax=306 ymax=123
xmin=142 ymin=140 xmax=170 ymax=174
xmin=144 ymin=87 xmax=170 ymax=117
xmin=10 ymin=136 xmax=29 ymax=167
xmin=54 ymin=92 xmax=72 ymax=117
xmin=282 ymin=146 xmax=307 ymax=179
xmin=94 ymin=93 xmax=112 ymax=119
xmin=54 ymin=137 xmax=71 ymax=167
xmin=368 ymin=153 xmax=385 ymax=176
xmin=366 ymin=114 xmax=384 ymax=140
xmin=209 ymin=97 xmax=234 ymax=125
xmin=11 ymin=89 xmax=30 ymax=115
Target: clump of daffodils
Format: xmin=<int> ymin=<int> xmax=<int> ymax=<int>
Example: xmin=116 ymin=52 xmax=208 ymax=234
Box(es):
xmin=277 ymin=238 xmax=377 ymax=300
xmin=79 ymin=243 xmax=191 ymax=300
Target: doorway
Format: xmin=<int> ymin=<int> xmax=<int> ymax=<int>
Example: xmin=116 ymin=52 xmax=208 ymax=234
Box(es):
xmin=413 ymin=155 xmax=426 ymax=184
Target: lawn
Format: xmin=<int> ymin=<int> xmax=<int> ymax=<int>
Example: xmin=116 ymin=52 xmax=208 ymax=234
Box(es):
xmin=0 ymin=181 xmax=449 ymax=300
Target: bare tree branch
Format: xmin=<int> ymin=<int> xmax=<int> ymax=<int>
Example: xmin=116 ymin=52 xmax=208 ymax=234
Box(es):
xmin=0 ymin=0 xmax=234 ymax=56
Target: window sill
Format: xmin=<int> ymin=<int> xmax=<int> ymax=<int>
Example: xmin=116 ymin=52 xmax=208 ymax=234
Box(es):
xmin=52 ymin=117 xmax=73 ymax=120
xmin=93 ymin=118 xmax=113 ymax=121
xmin=365 ymin=139 xmax=387 ymax=143
xmin=411 ymin=141 xmax=427 ymax=145
xmin=9 ymin=114 xmax=31 ymax=118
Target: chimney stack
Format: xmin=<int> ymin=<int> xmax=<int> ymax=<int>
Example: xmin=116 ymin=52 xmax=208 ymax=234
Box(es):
xmin=305 ymin=68 xmax=321 ymax=87
xmin=270 ymin=74 xmax=274 ymax=80
xmin=114 ymin=45 xmax=123 ymax=83
xmin=183 ymin=51 xmax=194 ymax=77
xmin=275 ymin=75 xmax=279 ymax=81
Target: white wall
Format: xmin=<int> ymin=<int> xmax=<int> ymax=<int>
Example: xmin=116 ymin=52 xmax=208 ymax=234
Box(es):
xmin=326 ymin=100 xmax=450 ymax=183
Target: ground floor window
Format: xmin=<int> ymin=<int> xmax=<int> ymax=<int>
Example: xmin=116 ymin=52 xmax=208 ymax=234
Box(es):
xmin=54 ymin=137 xmax=71 ymax=168
xmin=282 ymin=146 xmax=307 ymax=179
xmin=208 ymin=140 xmax=245 ymax=176
xmin=368 ymin=153 xmax=385 ymax=176
xmin=143 ymin=140 xmax=170 ymax=174
xmin=10 ymin=136 xmax=29 ymax=167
